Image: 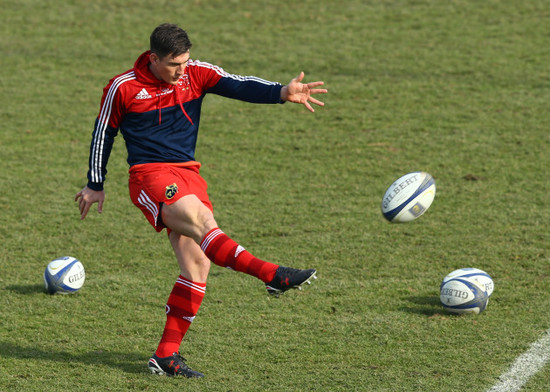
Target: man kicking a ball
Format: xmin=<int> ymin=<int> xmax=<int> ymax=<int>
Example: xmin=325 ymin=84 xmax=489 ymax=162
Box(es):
xmin=75 ymin=23 xmax=326 ymax=378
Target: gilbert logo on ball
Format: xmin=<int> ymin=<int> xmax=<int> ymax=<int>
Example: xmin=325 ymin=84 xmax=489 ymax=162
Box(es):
xmin=381 ymin=172 xmax=436 ymax=223
xmin=441 ymin=268 xmax=494 ymax=297
xmin=44 ymin=256 xmax=85 ymax=294
xmin=440 ymin=277 xmax=489 ymax=315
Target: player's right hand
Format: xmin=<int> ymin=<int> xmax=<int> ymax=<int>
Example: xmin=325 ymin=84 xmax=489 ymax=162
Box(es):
xmin=75 ymin=186 xmax=105 ymax=220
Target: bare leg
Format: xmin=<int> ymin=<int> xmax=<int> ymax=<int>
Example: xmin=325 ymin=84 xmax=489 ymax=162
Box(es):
xmin=162 ymin=194 xmax=218 ymax=244
xmin=168 ymin=231 xmax=210 ymax=283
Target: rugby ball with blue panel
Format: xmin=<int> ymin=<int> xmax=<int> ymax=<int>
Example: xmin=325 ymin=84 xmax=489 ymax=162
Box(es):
xmin=44 ymin=256 xmax=85 ymax=294
xmin=440 ymin=277 xmax=489 ymax=315
xmin=381 ymin=172 xmax=436 ymax=223
xmin=441 ymin=268 xmax=494 ymax=297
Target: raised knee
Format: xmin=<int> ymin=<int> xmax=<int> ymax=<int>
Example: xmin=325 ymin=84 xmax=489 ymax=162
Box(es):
xmin=163 ymin=195 xmax=217 ymax=242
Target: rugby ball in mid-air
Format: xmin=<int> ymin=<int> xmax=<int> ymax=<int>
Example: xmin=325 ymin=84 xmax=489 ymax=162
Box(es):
xmin=44 ymin=256 xmax=85 ymax=294
xmin=381 ymin=172 xmax=436 ymax=222
xmin=440 ymin=277 xmax=489 ymax=315
xmin=441 ymin=268 xmax=494 ymax=297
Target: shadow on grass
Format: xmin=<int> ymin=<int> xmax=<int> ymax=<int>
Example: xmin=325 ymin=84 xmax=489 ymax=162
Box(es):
xmin=6 ymin=284 xmax=45 ymax=295
xmin=0 ymin=342 xmax=146 ymax=374
xmin=400 ymin=295 xmax=447 ymax=316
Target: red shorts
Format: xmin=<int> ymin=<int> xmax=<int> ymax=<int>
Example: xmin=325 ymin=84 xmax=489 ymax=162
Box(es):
xmin=128 ymin=162 xmax=213 ymax=232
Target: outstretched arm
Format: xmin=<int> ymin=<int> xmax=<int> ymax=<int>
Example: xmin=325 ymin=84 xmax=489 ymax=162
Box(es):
xmin=280 ymin=72 xmax=327 ymax=112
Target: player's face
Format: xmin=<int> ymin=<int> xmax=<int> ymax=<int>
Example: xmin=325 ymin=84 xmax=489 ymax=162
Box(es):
xmin=149 ymin=51 xmax=190 ymax=85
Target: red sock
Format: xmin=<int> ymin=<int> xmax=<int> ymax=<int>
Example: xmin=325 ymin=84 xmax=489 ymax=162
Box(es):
xmin=200 ymin=228 xmax=279 ymax=283
xmin=155 ymin=276 xmax=206 ymax=358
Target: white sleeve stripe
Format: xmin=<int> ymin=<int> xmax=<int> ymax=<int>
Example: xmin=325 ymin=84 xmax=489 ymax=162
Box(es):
xmin=90 ymin=71 xmax=135 ymax=183
xmin=189 ymin=60 xmax=227 ymax=77
xmin=189 ymin=60 xmax=278 ymax=86
xmin=222 ymin=74 xmax=278 ymax=86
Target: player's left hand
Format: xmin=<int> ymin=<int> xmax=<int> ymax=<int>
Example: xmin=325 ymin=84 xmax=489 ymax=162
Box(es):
xmin=281 ymin=72 xmax=327 ymax=112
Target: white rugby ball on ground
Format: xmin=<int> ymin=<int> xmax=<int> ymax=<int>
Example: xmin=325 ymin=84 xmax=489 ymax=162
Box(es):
xmin=440 ymin=277 xmax=489 ymax=315
xmin=381 ymin=172 xmax=436 ymax=222
xmin=44 ymin=256 xmax=85 ymax=294
xmin=441 ymin=268 xmax=494 ymax=297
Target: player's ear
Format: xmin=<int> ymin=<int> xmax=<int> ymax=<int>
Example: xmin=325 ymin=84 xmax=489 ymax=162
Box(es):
xmin=150 ymin=52 xmax=160 ymax=64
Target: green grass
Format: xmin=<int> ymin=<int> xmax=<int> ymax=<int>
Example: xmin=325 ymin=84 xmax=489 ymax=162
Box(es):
xmin=1 ymin=0 xmax=549 ymax=391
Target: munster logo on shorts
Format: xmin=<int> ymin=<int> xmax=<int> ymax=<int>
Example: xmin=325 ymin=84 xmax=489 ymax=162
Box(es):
xmin=165 ymin=183 xmax=178 ymax=199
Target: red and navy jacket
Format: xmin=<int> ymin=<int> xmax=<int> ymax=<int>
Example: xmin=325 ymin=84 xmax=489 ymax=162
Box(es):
xmin=87 ymin=50 xmax=283 ymax=191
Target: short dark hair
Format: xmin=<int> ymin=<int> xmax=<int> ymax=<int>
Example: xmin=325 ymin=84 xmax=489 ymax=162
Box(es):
xmin=150 ymin=23 xmax=192 ymax=59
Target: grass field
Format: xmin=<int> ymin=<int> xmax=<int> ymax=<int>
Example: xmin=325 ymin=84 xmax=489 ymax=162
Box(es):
xmin=1 ymin=0 xmax=549 ymax=391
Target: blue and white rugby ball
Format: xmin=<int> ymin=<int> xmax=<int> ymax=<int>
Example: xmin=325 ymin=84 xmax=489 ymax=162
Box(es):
xmin=441 ymin=268 xmax=494 ymax=297
xmin=44 ymin=256 xmax=85 ymax=294
xmin=381 ymin=172 xmax=436 ymax=222
xmin=440 ymin=277 xmax=488 ymax=315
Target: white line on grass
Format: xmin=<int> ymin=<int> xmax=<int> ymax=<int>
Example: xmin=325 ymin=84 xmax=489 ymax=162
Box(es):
xmin=486 ymin=329 xmax=550 ymax=392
